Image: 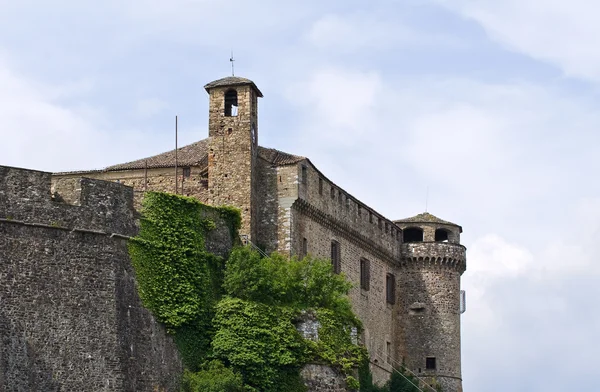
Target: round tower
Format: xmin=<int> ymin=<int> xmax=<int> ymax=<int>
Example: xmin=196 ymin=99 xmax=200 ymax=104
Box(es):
xmin=393 ymin=212 xmax=466 ymax=392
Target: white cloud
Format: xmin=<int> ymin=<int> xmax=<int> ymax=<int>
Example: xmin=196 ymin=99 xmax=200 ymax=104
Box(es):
xmin=0 ymin=58 xmax=161 ymax=172
xmin=435 ymin=0 xmax=600 ymax=81
xmin=305 ymin=13 xmax=462 ymax=53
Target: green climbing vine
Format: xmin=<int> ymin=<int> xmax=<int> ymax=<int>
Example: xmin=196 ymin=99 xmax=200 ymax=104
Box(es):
xmin=128 ymin=192 xmax=240 ymax=369
xmin=128 ymin=191 xmax=366 ymax=391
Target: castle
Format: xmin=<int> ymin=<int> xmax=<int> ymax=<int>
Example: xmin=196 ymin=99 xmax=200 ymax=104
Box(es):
xmin=2 ymin=76 xmax=466 ymax=391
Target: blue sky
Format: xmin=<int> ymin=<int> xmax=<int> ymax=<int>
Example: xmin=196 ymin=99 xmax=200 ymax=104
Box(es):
xmin=2 ymin=1 xmax=600 ymax=390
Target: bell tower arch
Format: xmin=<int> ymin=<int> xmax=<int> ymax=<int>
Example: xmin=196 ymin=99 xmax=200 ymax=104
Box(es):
xmin=204 ymin=76 xmax=263 ymax=242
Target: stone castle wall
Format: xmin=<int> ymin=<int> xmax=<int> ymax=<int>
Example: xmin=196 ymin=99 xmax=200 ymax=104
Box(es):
xmin=0 ymin=166 xmax=182 ymax=392
xmin=288 ymin=161 xmax=404 ymax=383
xmin=53 ymin=166 xmax=209 ymax=210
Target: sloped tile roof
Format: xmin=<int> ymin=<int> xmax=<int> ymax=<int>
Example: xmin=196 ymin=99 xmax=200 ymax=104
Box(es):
xmin=394 ymin=212 xmax=460 ymax=228
xmin=257 ymin=147 xmax=305 ymax=166
xmin=81 ymin=138 xmax=305 ymax=173
xmin=105 ymin=139 xmax=210 ymax=171
xmin=204 ymin=76 xmax=263 ymax=97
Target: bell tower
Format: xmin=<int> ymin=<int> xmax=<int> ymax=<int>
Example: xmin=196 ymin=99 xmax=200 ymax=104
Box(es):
xmin=204 ymin=76 xmax=262 ymax=242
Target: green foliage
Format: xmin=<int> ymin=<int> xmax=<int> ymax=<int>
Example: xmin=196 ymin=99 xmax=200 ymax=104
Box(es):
xmin=181 ymin=360 xmax=244 ymax=392
xmin=220 ymin=247 xmax=362 ymax=389
xmin=128 ymin=192 xmax=239 ymax=370
xmin=212 ymin=297 xmax=307 ymax=392
xmin=359 ymin=357 xmax=426 ymax=392
xmin=224 ymin=248 xmax=355 ymax=316
xmin=129 ymin=195 xmax=362 ymax=391
xmin=312 ymin=308 xmax=364 ymax=373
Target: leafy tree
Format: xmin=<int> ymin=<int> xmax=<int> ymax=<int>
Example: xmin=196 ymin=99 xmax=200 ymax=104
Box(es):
xmin=181 ymin=360 xmax=244 ymax=392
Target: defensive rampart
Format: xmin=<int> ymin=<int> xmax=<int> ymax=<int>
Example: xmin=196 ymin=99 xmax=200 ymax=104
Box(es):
xmin=0 ymin=166 xmax=182 ymax=392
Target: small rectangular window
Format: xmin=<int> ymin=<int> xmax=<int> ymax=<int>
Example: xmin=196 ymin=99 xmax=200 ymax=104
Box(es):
xmin=386 ymin=273 xmax=396 ymax=304
xmin=426 ymin=357 xmax=436 ymax=370
xmin=345 ymin=197 xmax=350 ymax=210
xmin=338 ymin=190 xmax=343 ymax=205
xmin=331 ymin=240 xmax=341 ymax=274
xmin=302 ymin=238 xmax=308 ymax=258
xmin=331 ymin=186 xmax=335 ymax=199
xmin=385 ymin=222 xmax=389 ymax=233
xmin=183 ymin=167 xmax=191 ymax=178
xmin=319 ymin=178 xmax=323 ymax=195
xmin=378 ymin=218 xmax=383 ymax=231
xmin=387 ymin=342 xmax=392 ymax=364
xmin=360 ymin=258 xmax=370 ymax=291
xmin=301 ymin=165 xmax=307 ymax=185
xmin=369 ymin=212 xmax=373 ymax=223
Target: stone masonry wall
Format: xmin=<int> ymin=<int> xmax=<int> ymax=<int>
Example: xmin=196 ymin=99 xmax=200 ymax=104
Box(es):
xmin=289 ymin=161 xmax=404 ymax=385
xmin=0 ymin=166 xmax=182 ymax=392
xmin=52 ymin=166 xmax=209 ymax=210
xmin=207 ymin=84 xmax=258 ymax=241
xmin=396 ymin=241 xmax=465 ymax=392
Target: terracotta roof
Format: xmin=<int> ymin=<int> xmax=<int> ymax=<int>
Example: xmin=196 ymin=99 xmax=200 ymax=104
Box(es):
xmin=80 ymin=138 xmax=304 ymax=173
xmin=257 ymin=147 xmax=305 ymax=166
xmin=204 ymin=76 xmax=263 ymax=97
xmin=394 ymin=212 xmax=461 ymax=228
xmin=106 ymin=139 xmax=210 ymax=171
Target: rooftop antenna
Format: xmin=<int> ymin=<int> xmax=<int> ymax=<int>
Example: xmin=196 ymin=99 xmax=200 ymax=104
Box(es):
xmin=230 ymin=50 xmax=235 ymax=76
xmin=175 ymin=115 xmax=178 ymax=194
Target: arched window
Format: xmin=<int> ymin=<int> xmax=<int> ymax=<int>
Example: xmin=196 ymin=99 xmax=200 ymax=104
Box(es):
xmin=224 ymin=89 xmax=238 ymax=116
xmin=403 ymin=227 xmax=424 ymax=243
xmin=435 ymin=229 xmax=449 ymax=242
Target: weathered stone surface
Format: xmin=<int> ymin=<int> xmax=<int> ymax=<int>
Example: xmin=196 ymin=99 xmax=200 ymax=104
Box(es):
xmin=301 ymin=364 xmax=348 ymax=392
xmin=0 ymin=166 xmax=182 ymax=392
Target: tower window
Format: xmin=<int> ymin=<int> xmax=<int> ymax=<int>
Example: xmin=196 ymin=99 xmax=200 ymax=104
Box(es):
xmin=426 ymin=357 xmax=436 ymax=370
xmin=301 ymin=165 xmax=308 ymax=185
xmin=331 ymin=240 xmax=341 ymax=274
xmin=435 ymin=228 xmax=449 ymax=242
xmin=302 ymin=238 xmax=308 ymax=258
xmin=386 ymin=273 xmax=396 ymax=304
xmin=224 ymin=89 xmax=238 ymax=117
xmin=360 ymin=258 xmax=370 ymax=291
xmin=404 ymin=227 xmax=424 ymax=242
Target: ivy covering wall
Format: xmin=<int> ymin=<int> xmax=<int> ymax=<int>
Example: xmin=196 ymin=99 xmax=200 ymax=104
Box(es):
xmin=128 ymin=192 xmax=365 ymax=392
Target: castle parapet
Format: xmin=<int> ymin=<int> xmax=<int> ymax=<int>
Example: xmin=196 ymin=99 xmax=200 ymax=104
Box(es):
xmin=0 ymin=165 xmax=136 ymax=236
xmin=400 ymin=242 xmax=466 ymax=273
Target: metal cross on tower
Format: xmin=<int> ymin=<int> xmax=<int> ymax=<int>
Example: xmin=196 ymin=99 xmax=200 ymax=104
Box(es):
xmin=230 ymin=51 xmax=235 ymax=76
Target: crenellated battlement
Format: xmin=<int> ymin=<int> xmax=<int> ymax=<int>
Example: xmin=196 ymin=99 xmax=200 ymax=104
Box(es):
xmin=400 ymin=242 xmax=467 ymax=273
xmin=0 ymin=165 xmax=136 ymax=236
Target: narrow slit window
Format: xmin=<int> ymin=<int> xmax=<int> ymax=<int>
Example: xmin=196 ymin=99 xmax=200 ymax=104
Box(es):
xmin=302 ymin=238 xmax=308 ymax=258
xmin=360 ymin=258 xmax=370 ymax=291
xmin=301 ymin=165 xmax=308 ymax=185
xmin=331 ymin=240 xmax=341 ymax=274
xmin=386 ymin=273 xmax=396 ymax=304
xmin=319 ymin=178 xmax=323 ymax=195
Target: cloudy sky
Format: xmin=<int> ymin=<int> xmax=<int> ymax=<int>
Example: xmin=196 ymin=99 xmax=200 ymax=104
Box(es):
xmin=1 ymin=1 xmax=599 ymax=390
